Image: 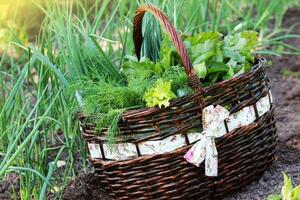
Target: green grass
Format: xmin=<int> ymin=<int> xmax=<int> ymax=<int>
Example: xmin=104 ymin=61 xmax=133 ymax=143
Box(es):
xmin=0 ymin=0 xmax=299 ymax=199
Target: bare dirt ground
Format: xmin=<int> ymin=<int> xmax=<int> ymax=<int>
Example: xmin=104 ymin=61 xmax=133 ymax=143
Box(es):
xmin=1 ymin=8 xmax=300 ymax=200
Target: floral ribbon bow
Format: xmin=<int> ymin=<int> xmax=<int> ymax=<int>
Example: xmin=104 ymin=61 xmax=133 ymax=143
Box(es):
xmin=184 ymin=105 xmax=230 ymax=176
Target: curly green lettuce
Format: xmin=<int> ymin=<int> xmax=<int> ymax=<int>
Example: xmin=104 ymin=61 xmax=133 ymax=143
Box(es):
xmin=143 ymin=79 xmax=176 ymax=108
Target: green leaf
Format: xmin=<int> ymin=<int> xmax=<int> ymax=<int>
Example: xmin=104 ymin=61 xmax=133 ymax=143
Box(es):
xmin=191 ymin=40 xmax=218 ymax=64
xmin=224 ymin=67 xmax=235 ymax=80
xmin=292 ymin=185 xmax=300 ymax=200
xmin=194 ymin=62 xmax=207 ymax=79
xmin=31 ymin=47 xmax=69 ymax=86
xmin=187 ymin=32 xmax=221 ymax=45
xmin=268 ymin=195 xmax=282 ymax=200
xmin=159 ymin=33 xmax=178 ymax=70
xmin=187 ymin=32 xmax=222 ymax=64
xmin=282 ymin=173 xmax=293 ymax=200
xmin=143 ymin=79 xmax=176 ymax=108
xmin=160 ymin=40 xmax=172 ymax=69
xmin=122 ymin=58 xmax=160 ymax=79
xmin=214 ymin=42 xmax=224 ymax=62
xmin=223 ymin=31 xmax=258 ymax=65
xmin=206 ymin=61 xmax=229 ymax=73
xmin=240 ymin=31 xmax=258 ymax=51
xmin=154 ymin=62 xmax=163 ymax=75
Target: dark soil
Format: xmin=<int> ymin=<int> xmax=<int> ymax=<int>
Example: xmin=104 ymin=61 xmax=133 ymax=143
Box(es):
xmin=1 ymin=8 xmax=300 ymax=200
xmin=62 ymin=173 xmax=110 ymax=200
xmin=0 ymin=173 xmax=19 ymax=200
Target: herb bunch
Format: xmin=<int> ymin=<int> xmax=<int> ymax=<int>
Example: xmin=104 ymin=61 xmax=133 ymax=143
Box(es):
xmin=72 ymin=30 xmax=259 ymax=139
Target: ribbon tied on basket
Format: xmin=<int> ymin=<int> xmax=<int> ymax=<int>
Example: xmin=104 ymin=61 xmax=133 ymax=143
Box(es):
xmin=184 ymin=105 xmax=230 ymax=176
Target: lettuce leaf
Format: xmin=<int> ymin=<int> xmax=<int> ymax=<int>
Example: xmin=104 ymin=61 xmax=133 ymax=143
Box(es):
xmin=143 ymin=79 xmax=176 ymax=108
xmin=123 ymin=57 xmax=163 ymax=79
xmin=187 ymin=32 xmax=222 ymax=65
xmin=223 ymin=31 xmax=258 ymax=67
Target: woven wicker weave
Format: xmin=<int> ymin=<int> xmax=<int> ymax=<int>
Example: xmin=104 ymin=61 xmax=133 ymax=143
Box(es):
xmin=78 ymin=4 xmax=277 ymax=200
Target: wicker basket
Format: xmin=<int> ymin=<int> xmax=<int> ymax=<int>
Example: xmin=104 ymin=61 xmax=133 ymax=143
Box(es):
xmin=77 ymin=4 xmax=277 ymax=200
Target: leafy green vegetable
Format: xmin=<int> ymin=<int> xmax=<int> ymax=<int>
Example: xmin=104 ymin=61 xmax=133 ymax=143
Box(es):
xmin=123 ymin=57 xmax=163 ymax=79
xmin=73 ymin=81 xmax=143 ymax=114
xmin=141 ymin=13 xmax=162 ymax=62
xmin=187 ymin=32 xmax=221 ymax=65
xmin=159 ymin=33 xmax=176 ymax=70
xmin=73 ymin=30 xmax=259 ymax=142
xmin=103 ymin=109 xmax=125 ymax=144
xmin=69 ymin=80 xmax=144 ymax=137
xmin=282 ymin=172 xmax=293 ymax=200
xmin=293 ymin=186 xmax=300 ymax=200
xmin=205 ymin=61 xmax=229 ymax=73
xmin=222 ymin=31 xmax=258 ymax=77
xmin=183 ymin=31 xmax=258 ymax=82
xmin=268 ymin=173 xmax=300 ymax=200
xmin=268 ymin=195 xmax=282 ymax=200
xmin=161 ymin=65 xmax=192 ymax=97
xmin=194 ymin=62 xmax=207 ymax=79
xmin=143 ymin=79 xmax=176 ymax=108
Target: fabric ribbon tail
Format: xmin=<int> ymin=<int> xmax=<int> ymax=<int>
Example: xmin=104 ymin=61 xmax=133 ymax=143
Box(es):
xmin=184 ymin=136 xmax=207 ymax=167
xmin=205 ymin=138 xmax=218 ymax=176
xmin=184 ymin=105 xmax=230 ymax=176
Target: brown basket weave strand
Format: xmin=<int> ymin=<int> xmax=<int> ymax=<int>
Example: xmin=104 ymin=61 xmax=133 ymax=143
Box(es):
xmin=77 ymin=4 xmax=277 ymax=200
xmin=91 ymin=108 xmax=276 ymax=200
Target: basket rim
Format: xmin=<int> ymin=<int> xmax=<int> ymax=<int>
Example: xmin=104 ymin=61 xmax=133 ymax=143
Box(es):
xmin=76 ymin=57 xmax=267 ymax=120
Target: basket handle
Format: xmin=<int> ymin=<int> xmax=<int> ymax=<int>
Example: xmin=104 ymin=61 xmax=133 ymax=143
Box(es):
xmin=133 ymin=4 xmax=204 ymax=92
